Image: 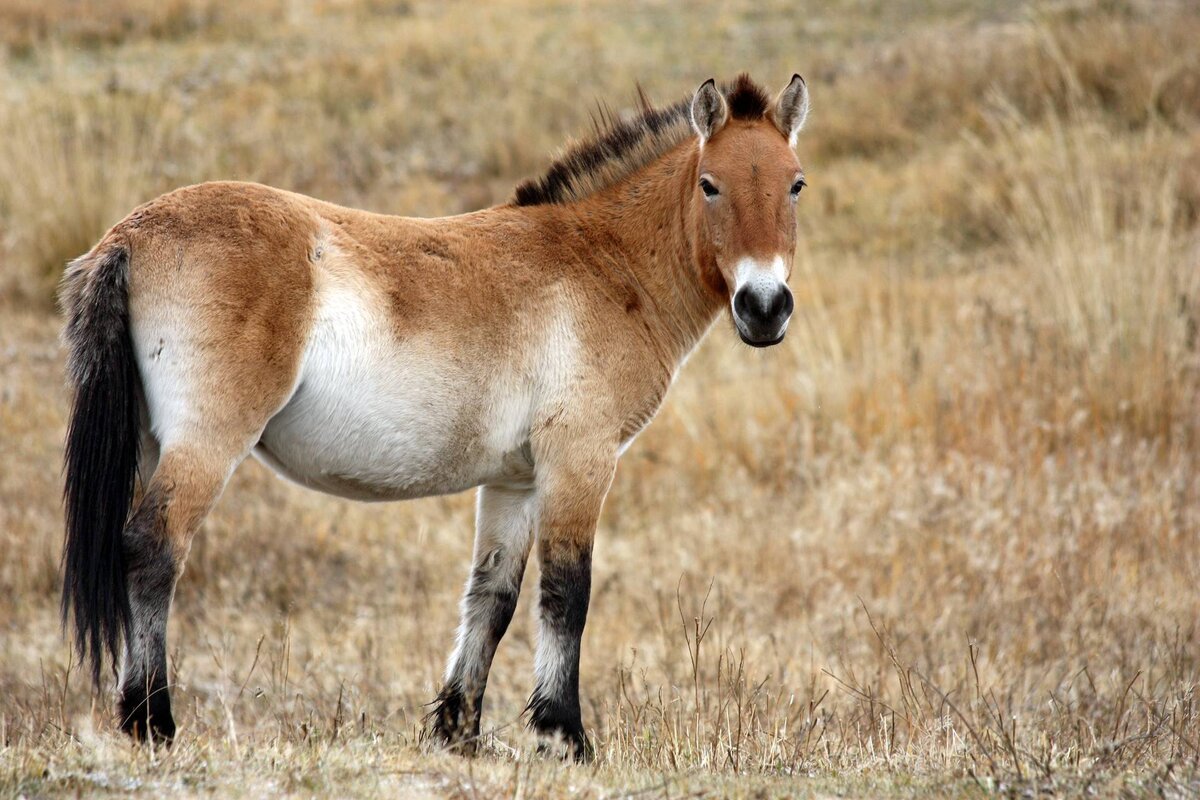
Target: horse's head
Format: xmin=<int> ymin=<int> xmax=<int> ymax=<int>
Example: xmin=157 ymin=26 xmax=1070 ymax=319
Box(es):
xmin=691 ymin=74 xmax=809 ymax=347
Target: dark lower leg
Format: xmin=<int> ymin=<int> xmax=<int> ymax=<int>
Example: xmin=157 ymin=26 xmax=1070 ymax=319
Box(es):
xmin=428 ymin=565 xmax=521 ymax=752
xmin=117 ymin=491 xmax=178 ymax=742
xmin=528 ymin=545 xmax=592 ymax=762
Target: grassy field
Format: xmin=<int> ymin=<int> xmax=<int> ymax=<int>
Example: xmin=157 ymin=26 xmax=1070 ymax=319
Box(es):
xmin=2 ymin=0 xmax=1199 ymax=796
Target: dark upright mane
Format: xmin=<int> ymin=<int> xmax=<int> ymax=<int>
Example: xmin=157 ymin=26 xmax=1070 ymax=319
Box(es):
xmin=512 ymin=74 xmax=772 ymax=207
xmin=724 ymin=74 xmax=771 ymax=120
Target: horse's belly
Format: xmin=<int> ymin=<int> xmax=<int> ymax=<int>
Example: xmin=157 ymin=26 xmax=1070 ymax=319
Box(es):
xmin=254 ymin=291 xmax=534 ymax=502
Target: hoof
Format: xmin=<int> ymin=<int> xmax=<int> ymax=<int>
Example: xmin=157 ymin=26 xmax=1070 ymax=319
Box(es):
xmin=118 ymin=683 xmax=175 ymax=744
xmin=534 ymin=726 xmax=593 ymax=763
xmin=528 ymin=699 xmax=592 ymax=763
xmin=424 ymin=687 xmax=482 ymax=756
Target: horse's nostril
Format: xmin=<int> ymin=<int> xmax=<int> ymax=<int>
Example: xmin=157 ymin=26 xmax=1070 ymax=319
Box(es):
xmin=773 ymin=288 xmax=794 ymax=319
xmin=733 ymin=288 xmax=753 ymax=320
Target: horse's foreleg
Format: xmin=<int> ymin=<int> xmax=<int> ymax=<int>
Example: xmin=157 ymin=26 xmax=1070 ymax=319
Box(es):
xmin=429 ymin=484 xmax=535 ymax=753
xmin=118 ymin=444 xmax=241 ymax=742
xmin=526 ymin=453 xmax=615 ymax=763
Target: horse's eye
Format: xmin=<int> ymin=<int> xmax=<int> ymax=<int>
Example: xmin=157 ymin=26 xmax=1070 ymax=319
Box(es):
xmin=699 ymin=178 xmax=719 ymax=198
xmin=791 ymin=178 xmax=807 ymax=196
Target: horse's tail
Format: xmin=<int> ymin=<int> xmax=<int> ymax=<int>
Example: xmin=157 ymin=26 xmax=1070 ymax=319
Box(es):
xmin=60 ymin=241 xmax=140 ymax=687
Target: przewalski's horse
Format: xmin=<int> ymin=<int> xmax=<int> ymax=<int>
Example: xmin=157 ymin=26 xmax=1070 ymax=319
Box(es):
xmin=60 ymin=73 xmax=810 ymax=759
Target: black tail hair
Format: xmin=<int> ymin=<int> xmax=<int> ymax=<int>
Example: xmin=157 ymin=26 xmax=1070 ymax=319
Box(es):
xmin=60 ymin=244 xmax=139 ymax=687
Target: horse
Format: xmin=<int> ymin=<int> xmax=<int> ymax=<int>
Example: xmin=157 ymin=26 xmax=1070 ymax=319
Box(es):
xmin=60 ymin=72 xmax=810 ymax=760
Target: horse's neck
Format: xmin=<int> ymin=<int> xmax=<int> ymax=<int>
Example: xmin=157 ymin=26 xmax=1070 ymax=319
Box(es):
xmin=571 ymin=141 xmax=726 ymax=366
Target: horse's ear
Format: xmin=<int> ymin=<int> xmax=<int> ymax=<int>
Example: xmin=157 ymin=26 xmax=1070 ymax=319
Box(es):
xmin=773 ymin=74 xmax=809 ymax=147
xmin=690 ymin=78 xmax=728 ymax=145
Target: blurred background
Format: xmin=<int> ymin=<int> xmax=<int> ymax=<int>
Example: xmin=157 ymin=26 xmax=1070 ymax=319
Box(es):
xmin=1 ymin=0 xmax=1198 ymax=796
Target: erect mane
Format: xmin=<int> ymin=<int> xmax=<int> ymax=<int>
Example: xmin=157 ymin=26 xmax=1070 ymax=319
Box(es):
xmin=511 ymin=74 xmax=772 ymax=207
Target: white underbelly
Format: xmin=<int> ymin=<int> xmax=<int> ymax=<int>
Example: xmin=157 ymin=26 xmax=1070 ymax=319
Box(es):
xmin=256 ymin=287 xmax=534 ymax=501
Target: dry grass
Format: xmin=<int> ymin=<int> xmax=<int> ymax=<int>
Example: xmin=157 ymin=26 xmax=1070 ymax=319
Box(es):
xmin=2 ymin=0 xmax=1199 ymax=797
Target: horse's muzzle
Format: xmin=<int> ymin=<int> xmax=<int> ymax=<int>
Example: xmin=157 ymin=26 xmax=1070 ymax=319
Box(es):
xmin=733 ymin=284 xmax=793 ymax=347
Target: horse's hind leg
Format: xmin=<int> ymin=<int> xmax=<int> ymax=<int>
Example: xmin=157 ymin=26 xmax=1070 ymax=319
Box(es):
xmin=117 ymin=442 xmax=245 ymax=741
